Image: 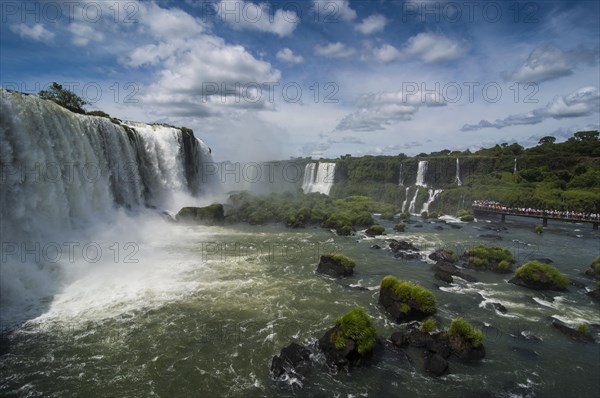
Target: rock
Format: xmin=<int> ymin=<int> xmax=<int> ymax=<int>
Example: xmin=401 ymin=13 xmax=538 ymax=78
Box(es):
xmin=509 ymin=275 xmax=567 ymax=291
xmin=551 ymin=318 xmax=594 ymax=343
xmin=394 ymin=252 xmax=420 ymax=260
xmin=389 ymin=240 xmax=419 ymax=252
xmin=434 ymin=226 xmax=444 ymax=231
xmin=482 ymin=225 xmax=508 ymax=232
xmin=570 ymin=279 xmax=586 ymax=289
xmin=365 ymin=225 xmax=386 ymax=236
xmin=489 ymin=302 xmax=507 ymax=314
xmin=531 ymin=257 xmax=553 ymax=264
xmin=414 ymin=224 xmax=423 ymax=228
xmin=176 ymin=204 xmax=225 ymax=225
xmin=424 ymin=352 xmax=449 ymax=376
xmin=584 ymin=263 xmax=600 ymax=280
xmin=432 ymin=262 xmax=478 ymax=283
xmin=370 ymin=244 xmax=381 ymax=250
xmin=587 ymin=288 xmax=600 ymax=301
xmin=317 ymin=328 xmax=379 ymax=370
xmin=270 ymin=343 xmax=312 ymax=383
xmin=434 ymin=270 xmax=454 ymax=283
xmin=316 ymin=254 xmax=355 ymax=278
xmin=447 ymin=333 xmax=486 ymax=361
xmin=378 ymin=284 xmax=434 ymax=323
xmin=390 ymin=331 xmax=407 ymax=347
xmin=479 ymin=234 xmax=503 ymax=241
xmin=449 ymin=224 xmax=462 ymax=229
xmin=429 ymin=249 xmax=459 ymax=263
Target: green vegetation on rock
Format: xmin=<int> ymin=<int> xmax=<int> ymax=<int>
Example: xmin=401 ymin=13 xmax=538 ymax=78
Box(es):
xmin=446 ymin=318 xmax=484 ymax=348
xmin=365 ymin=224 xmax=385 ymax=236
xmin=421 ymin=318 xmax=437 ymax=333
xmin=39 ymin=82 xmax=88 ymax=114
xmin=380 ymin=276 xmax=437 ymax=315
xmin=331 ymin=307 xmax=378 ymax=354
xmin=515 ymin=261 xmax=570 ymax=290
xmin=465 ymin=245 xmax=514 ymax=269
xmin=393 ymin=223 xmax=406 ymax=232
xmin=328 ymin=253 xmax=356 ymax=273
xmin=535 ymin=225 xmax=544 ymax=234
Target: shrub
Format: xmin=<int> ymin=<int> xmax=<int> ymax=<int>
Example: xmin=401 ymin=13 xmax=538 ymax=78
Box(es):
xmin=446 ymin=318 xmax=484 ymax=347
xmin=39 ymin=82 xmax=87 ymax=114
xmin=498 ymin=260 xmax=511 ymax=271
xmin=515 ymin=261 xmax=570 ymax=289
xmin=456 ymin=209 xmax=471 ymax=218
xmin=428 ymin=211 xmax=441 ymax=219
xmin=577 ymin=323 xmax=589 ymax=334
xmin=327 ymin=253 xmax=356 ymax=273
xmin=393 ymin=223 xmax=406 ymax=232
xmin=469 ymin=256 xmax=489 ymax=267
xmin=421 ymin=211 xmax=429 ymax=219
xmin=332 ymin=307 xmax=378 ymax=354
xmin=380 ymin=276 xmax=437 ymax=315
xmin=399 ymin=211 xmax=411 ymax=220
xmin=381 ymin=211 xmax=395 ymax=220
xmin=366 ymin=224 xmax=385 ymax=236
xmin=421 ymin=318 xmax=436 ymax=333
xmin=535 ymin=225 xmax=544 ymax=234
xmin=593 ymin=256 xmax=600 ymax=273
xmin=466 ymin=245 xmax=514 ymax=266
xmin=460 ymin=215 xmax=475 ymax=222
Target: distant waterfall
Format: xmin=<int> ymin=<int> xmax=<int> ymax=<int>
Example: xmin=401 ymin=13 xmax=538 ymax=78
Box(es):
xmin=513 ymin=157 xmax=518 ymax=176
xmin=422 ymin=189 xmax=443 ymax=213
xmin=415 ymin=160 xmax=428 ymax=187
xmin=398 ymin=163 xmax=404 ymax=186
xmin=302 ymin=162 xmax=336 ymax=195
xmin=401 ymin=186 xmax=410 ymax=212
xmin=455 ymin=158 xmax=462 ymax=186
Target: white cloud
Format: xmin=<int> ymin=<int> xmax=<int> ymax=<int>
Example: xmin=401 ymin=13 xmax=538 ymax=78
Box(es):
xmin=68 ymin=23 xmax=105 ymax=46
xmin=371 ymin=44 xmax=401 ymax=63
xmin=507 ymin=45 xmax=599 ymax=83
xmin=214 ymin=0 xmax=299 ymax=36
xmin=327 ymin=136 xmax=365 ymax=144
xmin=314 ymin=42 xmax=356 ymax=58
xmin=355 ymin=14 xmax=387 ymax=34
xmin=462 ymin=86 xmax=600 ymax=131
xmin=10 ymin=23 xmax=54 ymax=43
xmin=312 ymin=0 xmax=356 ymax=22
xmin=336 ymin=89 xmax=446 ymax=131
xmin=139 ymin=2 xmax=206 ymax=39
xmin=402 ymin=32 xmax=468 ymax=63
xmin=276 ymin=48 xmax=304 ymax=64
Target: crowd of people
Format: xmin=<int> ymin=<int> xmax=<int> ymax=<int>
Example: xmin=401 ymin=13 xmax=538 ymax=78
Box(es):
xmin=472 ymin=200 xmax=600 ymax=221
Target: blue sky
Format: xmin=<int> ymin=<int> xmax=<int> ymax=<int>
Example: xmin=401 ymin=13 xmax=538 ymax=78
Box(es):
xmin=1 ymin=0 xmax=599 ymax=161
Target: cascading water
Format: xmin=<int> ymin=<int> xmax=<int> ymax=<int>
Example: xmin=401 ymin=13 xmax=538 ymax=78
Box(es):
xmin=401 ymin=186 xmax=410 ymax=212
xmin=398 ymin=163 xmax=404 ymax=186
xmin=455 ymin=158 xmax=462 ymax=186
xmin=302 ymin=162 xmax=336 ymax=195
xmin=513 ymin=157 xmax=518 ymax=176
xmin=0 ymin=90 xmax=214 ymax=324
xmin=408 ymin=160 xmax=427 ymax=213
xmin=422 ymin=189 xmax=443 ymax=214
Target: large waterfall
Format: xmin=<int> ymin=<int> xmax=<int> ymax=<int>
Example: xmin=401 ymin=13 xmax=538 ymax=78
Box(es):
xmin=405 ymin=160 xmax=444 ymax=215
xmin=302 ymin=162 xmax=336 ymax=195
xmin=0 ymin=90 xmax=214 ymax=324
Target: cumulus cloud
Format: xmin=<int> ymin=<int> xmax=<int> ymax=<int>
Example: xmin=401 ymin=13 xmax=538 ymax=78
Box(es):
xmin=276 ymin=48 xmax=304 ymax=64
xmin=10 ymin=23 xmax=54 ymax=42
xmin=140 ymin=2 xmax=206 ymax=39
xmin=402 ymin=32 xmax=468 ymax=63
xmin=214 ymin=0 xmax=299 ymax=36
xmin=312 ymin=0 xmax=356 ymax=22
xmin=506 ymin=45 xmax=599 ymax=83
xmin=461 ymin=86 xmax=600 ymax=131
xmin=314 ymin=42 xmax=356 ymax=58
xmin=355 ymin=14 xmax=387 ymax=34
xmin=368 ymin=44 xmax=401 ymax=63
xmin=336 ymin=89 xmax=446 ymax=132
xmin=68 ymin=23 xmax=105 ymax=46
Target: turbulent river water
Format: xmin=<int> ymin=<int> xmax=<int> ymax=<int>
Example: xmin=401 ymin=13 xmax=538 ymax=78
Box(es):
xmin=1 ymin=214 xmax=598 ymax=398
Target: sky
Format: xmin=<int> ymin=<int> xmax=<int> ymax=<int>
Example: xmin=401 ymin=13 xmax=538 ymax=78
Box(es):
xmin=1 ymin=0 xmax=599 ymax=161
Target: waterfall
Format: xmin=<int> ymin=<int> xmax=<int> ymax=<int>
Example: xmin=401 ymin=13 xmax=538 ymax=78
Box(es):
xmin=422 ymin=189 xmax=443 ymax=214
xmin=455 ymin=158 xmax=462 ymax=186
xmin=513 ymin=157 xmax=518 ymax=175
xmin=0 ymin=90 xmax=213 ymax=241
xmin=302 ymin=162 xmax=336 ymax=195
xmin=401 ymin=186 xmax=410 ymax=212
xmin=398 ymin=163 xmax=404 ymax=186
xmin=408 ymin=188 xmax=420 ymax=214
xmin=415 ymin=160 xmax=428 ymax=187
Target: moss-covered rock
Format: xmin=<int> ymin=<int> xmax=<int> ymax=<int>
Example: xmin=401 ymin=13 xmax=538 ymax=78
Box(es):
xmin=445 ymin=318 xmax=486 ymax=361
xmin=318 ymin=307 xmax=378 ymax=370
xmin=365 ymin=224 xmax=385 ymax=236
xmin=429 ymin=249 xmax=459 ymax=263
xmin=316 ymin=253 xmax=355 ymax=277
xmin=393 ymin=223 xmax=406 ymax=232
xmin=378 ymin=276 xmax=437 ymax=323
xmin=510 ymin=260 xmax=570 ymax=291
xmin=176 ymin=204 xmax=225 ymax=225
xmin=551 ymin=318 xmax=594 ymax=343
xmin=584 ymin=256 xmax=600 ymax=280
xmin=463 ymin=245 xmax=515 ymax=273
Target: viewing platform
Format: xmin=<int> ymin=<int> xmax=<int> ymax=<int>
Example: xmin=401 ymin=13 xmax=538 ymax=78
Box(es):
xmin=472 ymin=203 xmax=599 ymax=230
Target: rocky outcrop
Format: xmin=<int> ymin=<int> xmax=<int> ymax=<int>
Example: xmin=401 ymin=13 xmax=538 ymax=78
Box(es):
xmin=551 ymin=319 xmax=594 ymax=343
xmin=316 ymin=253 xmax=355 ymax=278
xmin=389 ymin=239 xmax=419 ymax=252
xmin=176 ymin=204 xmax=225 ymax=225
xmin=432 ymin=262 xmax=478 ymax=284
xmin=365 ymin=224 xmax=385 ymax=236
xmin=379 ymin=276 xmax=437 ymax=323
xmin=270 ymin=343 xmax=312 ymax=385
xmin=509 ymin=261 xmax=569 ymax=291
xmin=428 ymin=249 xmax=459 ymax=263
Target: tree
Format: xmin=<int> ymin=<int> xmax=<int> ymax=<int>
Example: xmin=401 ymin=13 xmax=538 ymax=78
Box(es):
xmin=574 ymin=131 xmax=599 ymax=141
xmin=38 ymin=82 xmax=87 ymax=114
xmin=538 ymin=136 xmax=556 ymax=145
